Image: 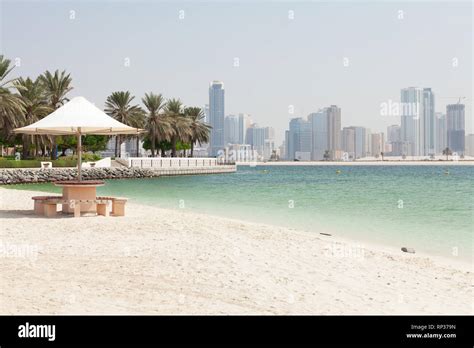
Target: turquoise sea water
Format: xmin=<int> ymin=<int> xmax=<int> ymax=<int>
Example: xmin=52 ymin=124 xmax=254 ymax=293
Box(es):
xmin=8 ymin=165 xmax=473 ymax=261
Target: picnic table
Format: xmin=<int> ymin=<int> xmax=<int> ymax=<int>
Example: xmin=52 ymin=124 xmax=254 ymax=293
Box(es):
xmin=54 ymin=180 xmax=105 ymax=213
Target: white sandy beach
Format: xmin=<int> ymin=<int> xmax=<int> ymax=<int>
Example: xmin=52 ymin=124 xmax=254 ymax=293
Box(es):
xmin=0 ymin=187 xmax=472 ymax=315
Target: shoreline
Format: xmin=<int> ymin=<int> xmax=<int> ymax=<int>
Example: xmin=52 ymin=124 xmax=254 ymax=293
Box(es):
xmin=3 ymin=184 xmax=471 ymax=266
xmin=238 ymin=161 xmax=474 ymax=166
xmin=111 ymin=198 xmax=474 ymax=270
xmin=1 ymin=187 xmax=472 ymax=314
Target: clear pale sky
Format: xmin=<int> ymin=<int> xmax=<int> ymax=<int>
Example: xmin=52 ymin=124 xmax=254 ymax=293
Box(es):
xmin=1 ymin=0 xmax=472 ymax=144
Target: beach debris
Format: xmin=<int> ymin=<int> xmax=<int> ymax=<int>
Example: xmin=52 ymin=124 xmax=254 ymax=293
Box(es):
xmin=401 ymin=247 xmax=415 ymax=254
xmin=320 ymin=232 xmax=332 ymax=236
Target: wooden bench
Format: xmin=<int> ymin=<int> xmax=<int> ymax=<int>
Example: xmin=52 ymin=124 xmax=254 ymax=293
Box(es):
xmin=32 ymin=196 xmax=110 ymax=218
xmin=96 ymin=196 xmax=128 ymax=217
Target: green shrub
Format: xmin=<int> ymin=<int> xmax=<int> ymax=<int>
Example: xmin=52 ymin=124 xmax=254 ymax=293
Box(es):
xmin=0 ymin=159 xmax=77 ymax=168
xmin=81 ymin=153 xmax=101 ymax=162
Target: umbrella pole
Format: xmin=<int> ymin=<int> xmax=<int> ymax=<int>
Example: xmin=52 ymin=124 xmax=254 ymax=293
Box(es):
xmin=77 ymin=129 xmax=82 ymax=181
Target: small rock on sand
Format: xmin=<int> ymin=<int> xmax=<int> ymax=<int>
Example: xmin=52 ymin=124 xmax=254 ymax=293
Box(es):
xmin=401 ymin=247 xmax=415 ymax=254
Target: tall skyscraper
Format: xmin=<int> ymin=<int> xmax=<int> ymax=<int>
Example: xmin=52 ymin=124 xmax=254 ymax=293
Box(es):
xmin=224 ymin=115 xmax=240 ymax=145
xmin=466 ymin=134 xmax=474 ymax=156
xmin=371 ymin=133 xmax=385 ymax=157
xmin=446 ymin=103 xmax=465 ymax=154
xmin=342 ymin=127 xmax=356 ymax=159
xmin=209 ymin=81 xmax=225 ymax=156
xmin=283 ymin=130 xmax=289 ymax=160
xmin=309 ymin=111 xmax=327 ymax=160
xmin=251 ymin=125 xmax=266 ymax=156
xmin=327 ymin=105 xmax=342 ymax=160
xmin=435 ymin=113 xmax=446 ymax=154
xmin=400 ymin=87 xmax=436 ymax=156
xmin=308 ymin=106 xmax=342 ymax=160
xmin=422 ymin=88 xmax=435 ymax=155
xmin=263 ymin=127 xmax=276 ymax=160
xmin=365 ymin=128 xmax=372 ymax=156
xmin=341 ymin=126 xmax=367 ymax=159
xmin=238 ymin=113 xmax=251 ymax=144
xmin=287 ymin=118 xmax=312 ymax=160
xmin=400 ymin=87 xmax=423 ymax=156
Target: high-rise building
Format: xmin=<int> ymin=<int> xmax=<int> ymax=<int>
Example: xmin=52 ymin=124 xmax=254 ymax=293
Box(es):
xmin=365 ymin=128 xmax=372 ymax=156
xmin=371 ymin=133 xmax=385 ymax=157
xmin=238 ymin=113 xmax=251 ymax=144
xmin=435 ymin=113 xmax=446 ymax=154
xmin=263 ymin=127 xmax=276 ymax=160
xmin=309 ymin=111 xmax=327 ymax=160
xmin=327 ymin=105 xmax=342 ymax=159
xmin=279 ymin=140 xmax=286 ymax=160
xmin=387 ymin=125 xmax=401 ymax=144
xmin=422 ymin=88 xmax=435 ymax=155
xmin=308 ymin=105 xmax=342 ymax=160
xmin=224 ymin=115 xmax=240 ymax=145
xmin=400 ymin=87 xmax=423 ymax=156
xmin=342 ymin=127 xmax=355 ymax=159
xmin=287 ymin=117 xmax=312 ymax=160
xmin=209 ymin=81 xmax=225 ymax=156
xmin=245 ymin=124 xmax=275 ymax=159
xmin=466 ymin=134 xmax=474 ymax=156
xmin=446 ymin=104 xmax=465 ymax=154
xmin=387 ymin=125 xmax=401 ymax=156
xmin=400 ymin=87 xmax=436 ymax=156
xmin=342 ymin=126 xmax=367 ymax=159
xmin=251 ymin=126 xmax=266 ymax=156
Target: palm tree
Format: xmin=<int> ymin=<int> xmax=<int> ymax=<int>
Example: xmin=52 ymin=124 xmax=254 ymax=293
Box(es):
xmin=0 ymin=55 xmax=25 ymax=145
xmin=13 ymin=77 xmax=52 ymax=158
xmin=442 ymin=147 xmax=452 ymax=161
xmin=142 ymin=92 xmax=173 ymax=157
xmin=105 ymin=91 xmax=144 ymax=157
xmin=165 ymin=98 xmax=191 ymax=157
xmin=40 ymin=70 xmax=73 ymax=159
xmin=185 ymin=107 xmax=211 ymax=157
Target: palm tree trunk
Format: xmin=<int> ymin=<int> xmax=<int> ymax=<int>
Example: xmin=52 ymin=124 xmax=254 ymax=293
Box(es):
xmin=191 ymin=141 xmax=194 ymax=157
xmin=151 ymin=137 xmax=155 ymax=157
xmin=50 ymin=136 xmax=56 ymax=160
xmin=115 ymin=136 xmax=119 ymax=157
xmin=171 ymin=136 xmax=177 ymax=157
xmin=136 ymin=136 xmax=140 ymax=157
xmin=22 ymin=135 xmax=29 ymax=159
xmin=117 ymin=135 xmax=122 ymax=158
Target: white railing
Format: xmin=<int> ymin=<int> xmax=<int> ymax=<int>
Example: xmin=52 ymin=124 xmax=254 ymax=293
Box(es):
xmin=128 ymin=157 xmax=221 ymax=169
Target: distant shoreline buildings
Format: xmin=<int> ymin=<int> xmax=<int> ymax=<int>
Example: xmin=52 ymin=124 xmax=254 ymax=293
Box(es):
xmin=281 ymin=88 xmax=469 ymax=161
xmin=204 ymin=82 xmax=471 ymax=161
xmin=208 ymin=81 xmax=276 ymax=161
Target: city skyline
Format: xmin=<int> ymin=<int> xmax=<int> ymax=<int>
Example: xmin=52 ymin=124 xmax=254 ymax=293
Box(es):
xmin=2 ymin=1 xmax=472 ymax=145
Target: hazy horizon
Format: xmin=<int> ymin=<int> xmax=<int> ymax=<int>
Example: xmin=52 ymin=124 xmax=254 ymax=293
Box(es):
xmin=1 ymin=0 xmax=472 ymax=144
